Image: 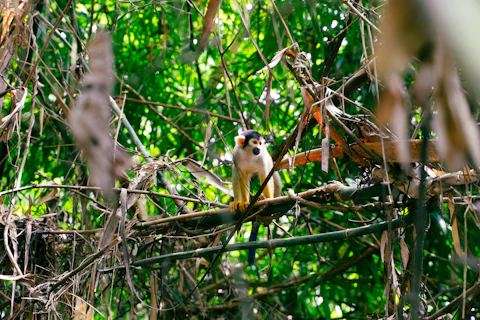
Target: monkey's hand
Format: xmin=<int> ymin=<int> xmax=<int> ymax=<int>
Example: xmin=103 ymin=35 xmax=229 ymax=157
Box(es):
xmin=229 ymin=200 xmax=250 ymax=213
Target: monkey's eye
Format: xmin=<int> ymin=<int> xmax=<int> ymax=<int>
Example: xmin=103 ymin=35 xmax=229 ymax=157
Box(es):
xmin=252 ymin=140 xmax=258 ymax=145
xmin=258 ymin=141 xmax=263 ymax=145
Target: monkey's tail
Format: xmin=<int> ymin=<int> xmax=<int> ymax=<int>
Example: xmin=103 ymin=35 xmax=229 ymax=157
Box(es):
xmin=248 ymin=222 xmax=260 ymax=265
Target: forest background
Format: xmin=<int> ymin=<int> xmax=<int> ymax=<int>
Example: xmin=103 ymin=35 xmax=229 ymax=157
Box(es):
xmin=0 ymin=0 xmax=479 ymax=319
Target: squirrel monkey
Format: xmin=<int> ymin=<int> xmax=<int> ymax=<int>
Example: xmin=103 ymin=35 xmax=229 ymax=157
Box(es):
xmin=229 ymin=130 xmax=282 ymax=213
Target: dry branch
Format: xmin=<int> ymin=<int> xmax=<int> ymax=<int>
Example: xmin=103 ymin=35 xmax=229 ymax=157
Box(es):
xmin=425 ymin=282 xmax=480 ymax=320
xmin=278 ymin=139 xmax=440 ymax=170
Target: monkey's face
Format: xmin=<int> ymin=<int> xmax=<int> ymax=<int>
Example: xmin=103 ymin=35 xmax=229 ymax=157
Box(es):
xmin=249 ymin=138 xmax=263 ymax=156
xmin=234 ymin=130 xmax=265 ymax=157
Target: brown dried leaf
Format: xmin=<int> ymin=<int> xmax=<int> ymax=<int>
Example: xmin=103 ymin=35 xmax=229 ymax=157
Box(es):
xmin=201 ymin=120 xmax=213 ymax=165
xmin=390 ymin=99 xmax=410 ymax=168
xmin=376 ymin=0 xmax=430 ymax=78
xmin=377 ymin=73 xmax=412 ymax=167
xmin=86 ymin=309 xmax=94 ymax=320
xmin=129 ymin=161 xmax=158 ymax=191
xmin=448 ymin=202 xmax=466 ymax=260
xmin=258 ymin=44 xmax=297 ymax=73
xmin=399 ymin=238 xmax=409 ymax=268
xmin=184 ymin=159 xmax=233 ymax=197
xmin=204 ymin=121 xmax=212 ymax=148
xmin=73 ymin=297 xmax=87 ymax=320
xmin=114 ymin=148 xmax=132 ymax=182
xmin=377 ymin=0 xmax=480 ymax=171
xmin=433 ymin=54 xmax=480 ymax=170
xmin=121 ymin=161 xmax=158 ymax=211
xmin=377 ymin=73 xmax=401 ymax=123
xmin=423 ymin=1 xmax=480 ymax=100
xmin=376 ymin=0 xmax=431 ymax=158
xmin=73 ymin=296 xmax=93 ymax=320
xmin=212 ymin=232 xmax=222 ymax=247
xmin=413 ymin=64 xmax=435 ymax=106
xmin=380 ymin=231 xmax=387 ymax=262
xmin=86 ymin=32 xmax=114 ymax=94
xmin=0 ymin=88 xmax=27 ymax=143
xmin=69 ymin=32 xmax=131 ymax=200
xmin=0 ymin=9 xmax=14 ymax=44
xmin=36 ymin=188 xmax=58 ymax=206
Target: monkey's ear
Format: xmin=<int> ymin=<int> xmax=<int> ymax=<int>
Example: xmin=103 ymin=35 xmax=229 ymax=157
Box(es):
xmin=235 ymin=135 xmax=246 ymax=147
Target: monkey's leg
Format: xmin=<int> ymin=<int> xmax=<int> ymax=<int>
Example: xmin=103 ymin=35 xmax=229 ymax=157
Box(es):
xmin=258 ymin=170 xmax=275 ymax=199
xmin=273 ymin=171 xmax=283 ymax=197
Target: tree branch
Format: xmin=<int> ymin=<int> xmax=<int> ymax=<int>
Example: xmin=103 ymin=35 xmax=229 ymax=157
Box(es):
xmin=133 ymin=217 xmax=406 ymax=266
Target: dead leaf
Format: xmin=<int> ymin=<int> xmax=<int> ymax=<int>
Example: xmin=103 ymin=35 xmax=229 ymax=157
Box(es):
xmin=69 ymin=32 xmax=131 ymax=200
xmin=375 ymin=0 xmax=431 ymax=168
xmin=201 ymin=120 xmax=213 ymax=165
xmin=73 ymin=296 xmax=93 ymax=320
xmin=432 ymin=51 xmax=480 ymax=170
xmin=184 ymin=159 xmax=233 ymax=197
xmin=377 ymin=0 xmax=480 ymax=171
xmin=376 ymin=0 xmax=430 ymax=78
xmin=0 ymin=9 xmax=14 ymax=44
xmin=399 ymin=238 xmax=409 ymax=268
xmin=448 ymin=202 xmax=465 ymax=260
xmin=0 ymin=88 xmax=27 ymax=142
xmin=212 ymin=232 xmax=222 ymax=247
xmin=36 ymin=188 xmax=58 ymax=206
xmin=25 ymin=196 xmax=32 ymax=216
xmin=380 ymin=231 xmax=387 ymax=262
xmin=114 ymin=147 xmax=132 ymax=182
xmin=86 ymin=309 xmax=94 ymax=320
xmin=423 ymin=1 xmax=480 ymax=101
xmin=377 ymin=75 xmax=411 ymax=165
xmin=257 ymin=44 xmax=297 ymax=73
xmin=389 ymin=95 xmax=410 ymax=169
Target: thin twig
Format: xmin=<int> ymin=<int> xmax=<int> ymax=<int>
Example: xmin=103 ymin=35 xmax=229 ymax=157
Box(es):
xmin=343 ymin=1 xmax=381 ymax=34
xmin=123 ymin=97 xmax=240 ymax=122
xmin=24 ymin=0 xmax=74 ymax=86
xmin=425 ymin=282 xmax=480 ymax=320
xmin=49 ymin=237 xmax=120 ymax=293
xmin=0 ymin=183 xmax=224 ymax=206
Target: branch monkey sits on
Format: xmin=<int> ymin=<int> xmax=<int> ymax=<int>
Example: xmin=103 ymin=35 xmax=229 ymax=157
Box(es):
xmin=230 ymin=130 xmax=282 ymax=213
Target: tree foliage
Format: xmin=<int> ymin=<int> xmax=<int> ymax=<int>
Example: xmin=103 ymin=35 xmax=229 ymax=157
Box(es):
xmin=0 ymin=0 xmax=479 ymax=319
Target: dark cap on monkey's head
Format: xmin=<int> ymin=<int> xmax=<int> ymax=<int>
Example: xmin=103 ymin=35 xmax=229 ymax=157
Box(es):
xmin=241 ymin=130 xmax=262 ymax=141
xmin=240 ymin=130 xmax=263 ymax=154
xmin=235 ymin=130 xmax=264 ymax=151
